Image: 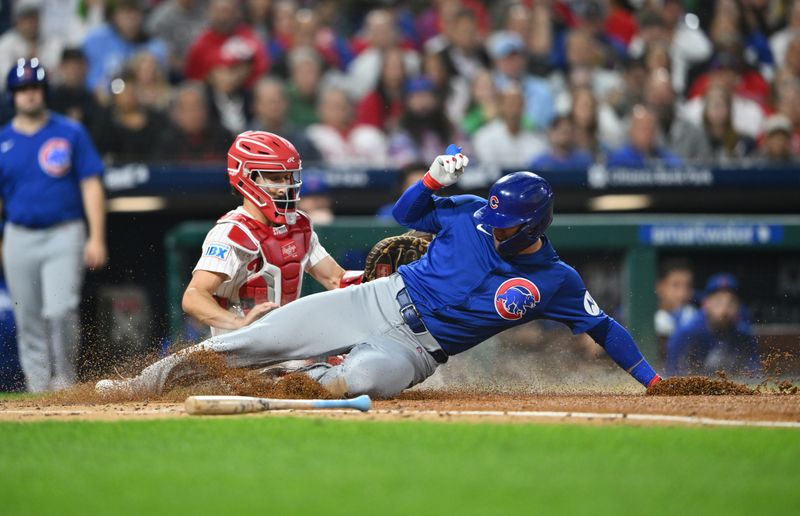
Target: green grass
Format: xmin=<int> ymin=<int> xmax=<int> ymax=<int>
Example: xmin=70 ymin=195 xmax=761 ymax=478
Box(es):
xmin=1 ymin=417 xmax=798 ymax=515
xmin=0 ymin=391 xmax=36 ymax=400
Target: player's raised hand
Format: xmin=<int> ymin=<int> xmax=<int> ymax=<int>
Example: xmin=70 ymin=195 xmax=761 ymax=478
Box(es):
xmin=239 ymin=301 xmax=279 ymax=328
xmin=422 ymin=152 xmax=469 ymax=190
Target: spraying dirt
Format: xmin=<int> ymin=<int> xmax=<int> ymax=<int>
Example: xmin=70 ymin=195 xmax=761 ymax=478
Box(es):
xmin=646 ymin=375 xmax=757 ymax=396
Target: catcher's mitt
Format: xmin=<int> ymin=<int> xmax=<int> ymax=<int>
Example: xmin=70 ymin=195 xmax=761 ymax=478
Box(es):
xmin=363 ymin=231 xmax=433 ymax=282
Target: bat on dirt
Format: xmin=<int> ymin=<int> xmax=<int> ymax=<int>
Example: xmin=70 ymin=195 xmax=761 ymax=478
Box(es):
xmin=184 ymin=394 xmax=372 ymax=415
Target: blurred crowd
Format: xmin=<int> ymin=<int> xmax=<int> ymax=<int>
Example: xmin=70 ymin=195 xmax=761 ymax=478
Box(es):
xmin=2 ymin=0 xmax=800 ymax=168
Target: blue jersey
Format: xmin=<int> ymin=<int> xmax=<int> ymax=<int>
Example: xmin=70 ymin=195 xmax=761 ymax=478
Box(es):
xmin=396 ymin=185 xmax=607 ymax=355
xmin=0 ymin=113 xmax=104 ymax=228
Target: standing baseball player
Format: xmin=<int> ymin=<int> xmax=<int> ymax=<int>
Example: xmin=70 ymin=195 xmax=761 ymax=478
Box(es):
xmin=181 ymin=130 xmax=362 ymax=340
xmin=99 ymin=151 xmax=662 ymax=397
xmin=1 ymin=58 xmax=107 ymax=392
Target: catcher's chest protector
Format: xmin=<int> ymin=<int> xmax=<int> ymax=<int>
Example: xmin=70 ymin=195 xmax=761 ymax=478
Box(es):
xmin=217 ymin=211 xmax=312 ymax=311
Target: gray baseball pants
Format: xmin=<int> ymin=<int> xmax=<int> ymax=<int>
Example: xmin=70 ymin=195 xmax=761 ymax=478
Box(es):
xmin=2 ymin=221 xmax=85 ymax=392
xmin=131 ymin=274 xmax=443 ymax=398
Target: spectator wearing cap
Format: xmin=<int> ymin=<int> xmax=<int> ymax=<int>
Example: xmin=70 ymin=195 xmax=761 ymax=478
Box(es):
xmin=49 ymin=48 xmax=101 ymax=128
xmin=145 ymin=0 xmax=208 ymax=76
xmin=530 ymin=115 xmax=593 ymax=171
xmin=473 ymin=82 xmax=547 ymax=170
xmin=297 ymin=174 xmax=334 ymax=225
xmin=82 ymin=0 xmax=168 ymax=96
xmin=306 ymin=87 xmax=388 ymax=167
xmin=203 ymin=47 xmax=253 ymax=135
xmin=184 ymin=0 xmax=268 ymax=89
xmin=606 ymin=105 xmax=683 ymax=168
xmin=345 ymin=9 xmax=420 ymax=101
xmin=665 ymin=273 xmax=760 ymax=378
xmin=490 ymin=32 xmax=555 ymax=131
xmin=0 ymin=0 xmax=65 ymax=89
xmin=388 ymin=76 xmax=460 ymax=167
xmin=249 ymin=77 xmax=320 ymax=161
xmin=644 ymin=69 xmax=712 ymax=163
xmin=757 ymin=114 xmax=797 ymax=164
xmin=154 ymin=82 xmax=232 ymax=163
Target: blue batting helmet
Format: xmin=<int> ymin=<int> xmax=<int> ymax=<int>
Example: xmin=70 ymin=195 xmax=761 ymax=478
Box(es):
xmin=473 ymin=171 xmax=554 ymax=258
xmin=6 ymin=57 xmax=48 ymax=106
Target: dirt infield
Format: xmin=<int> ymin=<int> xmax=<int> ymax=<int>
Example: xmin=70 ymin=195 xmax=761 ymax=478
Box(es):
xmin=2 ymin=352 xmax=798 ymax=426
xmin=2 ymin=386 xmax=799 ymax=426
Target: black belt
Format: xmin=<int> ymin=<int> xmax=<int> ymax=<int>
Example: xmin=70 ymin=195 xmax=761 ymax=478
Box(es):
xmin=396 ymin=288 xmax=448 ymax=364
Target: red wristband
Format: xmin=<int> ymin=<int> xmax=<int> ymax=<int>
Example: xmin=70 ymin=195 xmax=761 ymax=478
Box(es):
xmin=646 ymin=374 xmax=662 ymax=388
xmin=422 ymin=172 xmax=443 ymax=190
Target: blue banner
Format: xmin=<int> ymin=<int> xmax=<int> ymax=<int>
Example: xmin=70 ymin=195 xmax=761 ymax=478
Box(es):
xmin=638 ymin=224 xmax=785 ymax=246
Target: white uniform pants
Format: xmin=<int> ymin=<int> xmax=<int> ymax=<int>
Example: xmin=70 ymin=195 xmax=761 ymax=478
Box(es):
xmin=132 ymin=274 xmax=443 ymax=398
xmin=3 ymin=221 xmax=85 ymax=392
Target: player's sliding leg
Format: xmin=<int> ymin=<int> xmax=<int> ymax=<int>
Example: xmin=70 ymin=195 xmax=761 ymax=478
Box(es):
xmin=308 ymin=336 xmax=439 ymax=398
xmin=99 ymin=275 xmax=421 ymax=395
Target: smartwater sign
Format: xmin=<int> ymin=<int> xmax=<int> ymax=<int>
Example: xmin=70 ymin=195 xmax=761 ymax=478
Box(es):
xmin=638 ymin=224 xmax=784 ymax=246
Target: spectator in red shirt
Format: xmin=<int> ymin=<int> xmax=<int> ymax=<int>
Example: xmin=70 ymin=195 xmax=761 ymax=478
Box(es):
xmin=687 ymin=47 xmax=770 ymax=108
xmin=355 ymin=47 xmax=408 ymax=132
xmin=184 ymin=0 xmax=268 ymax=88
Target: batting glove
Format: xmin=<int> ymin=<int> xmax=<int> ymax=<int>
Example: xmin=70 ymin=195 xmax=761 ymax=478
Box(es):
xmin=423 ymin=153 xmax=469 ymax=190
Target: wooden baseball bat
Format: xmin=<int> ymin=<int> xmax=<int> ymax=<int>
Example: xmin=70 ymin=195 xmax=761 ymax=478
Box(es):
xmin=184 ymin=394 xmax=372 ymax=415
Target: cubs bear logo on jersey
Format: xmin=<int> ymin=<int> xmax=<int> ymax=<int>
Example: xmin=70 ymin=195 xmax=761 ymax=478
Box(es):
xmin=38 ymin=138 xmax=72 ymax=177
xmin=495 ymin=278 xmax=541 ymax=320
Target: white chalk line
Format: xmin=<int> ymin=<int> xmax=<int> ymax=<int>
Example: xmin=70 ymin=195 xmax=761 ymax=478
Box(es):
xmin=2 ymin=407 xmax=800 ymax=428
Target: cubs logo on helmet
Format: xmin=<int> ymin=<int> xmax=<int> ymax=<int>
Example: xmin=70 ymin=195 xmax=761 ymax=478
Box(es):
xmin=489 ymin=195 xmax=499 ymax=209
xmin=38 ymin=138 xmax=71 ymax=177
xmin=494 ymin=278 xmax=541 ymax=320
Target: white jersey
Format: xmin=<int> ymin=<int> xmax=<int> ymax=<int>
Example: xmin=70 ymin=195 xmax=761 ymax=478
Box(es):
xmin=192 ymin=207 xmax=330 ymax=335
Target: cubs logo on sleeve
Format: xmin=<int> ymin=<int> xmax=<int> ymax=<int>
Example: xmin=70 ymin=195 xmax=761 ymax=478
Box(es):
xmin=38 ymin=138 xmax=72 ymax=177
xmin=495 ymin=278 xmax=541 ymax=320
xmin=205 ymin=243 xmax=232 ymax=260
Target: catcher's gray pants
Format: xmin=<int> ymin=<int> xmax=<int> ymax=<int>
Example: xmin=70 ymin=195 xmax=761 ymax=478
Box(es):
xmin=132 ymin=274 xmax=443 ymax=398
xmin=2 ymin=221 xmax=85 ymax=392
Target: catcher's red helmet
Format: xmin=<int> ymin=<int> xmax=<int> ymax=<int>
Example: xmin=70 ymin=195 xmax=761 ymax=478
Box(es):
xmin=227 ymin=131 xmax=303 ymax=225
